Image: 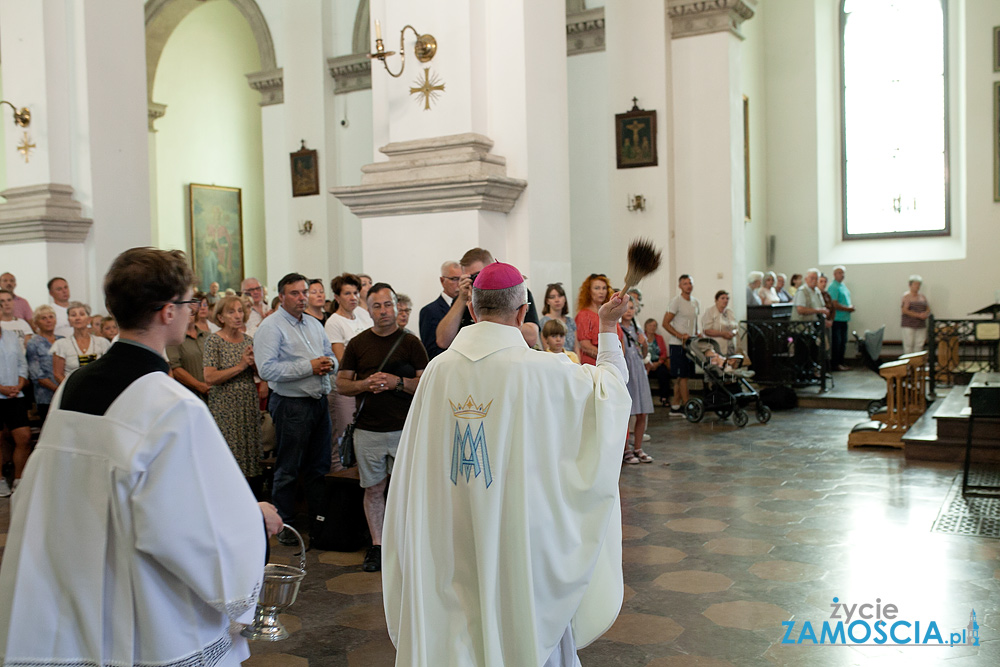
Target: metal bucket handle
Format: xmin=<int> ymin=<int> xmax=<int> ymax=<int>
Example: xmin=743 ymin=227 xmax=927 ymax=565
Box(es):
xmin=272 ymin=524 xmax=306 ymax=572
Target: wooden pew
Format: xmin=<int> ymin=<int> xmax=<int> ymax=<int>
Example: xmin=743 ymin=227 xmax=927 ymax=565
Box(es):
xmin=849 ymin=359 xmax=911 ymax=449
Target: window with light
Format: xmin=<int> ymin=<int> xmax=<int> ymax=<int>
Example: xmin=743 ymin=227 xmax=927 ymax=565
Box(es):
xmin=841 ymin=0 xmax=948 ymax=239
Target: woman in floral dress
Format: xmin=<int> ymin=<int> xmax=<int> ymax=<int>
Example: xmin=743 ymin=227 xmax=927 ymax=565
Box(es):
xmin=204 ymin=295 xmax=262 ymax=495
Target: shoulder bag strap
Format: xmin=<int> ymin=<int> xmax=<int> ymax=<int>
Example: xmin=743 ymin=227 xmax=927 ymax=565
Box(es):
xmin=349 ymin=330 xmax=408 ymax=423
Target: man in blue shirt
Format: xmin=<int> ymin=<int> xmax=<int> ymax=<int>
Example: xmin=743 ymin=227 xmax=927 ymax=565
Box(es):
xmin=254 ymin=273 xmax=337 ymax=544
xmin=826 ymin=265 xmax=856 ymax=371
xmin=0 ymin=324 xmax=30 ymax=497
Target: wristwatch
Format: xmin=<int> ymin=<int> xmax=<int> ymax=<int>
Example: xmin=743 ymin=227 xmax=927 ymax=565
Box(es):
xmin=395 ymin=377 xmax=405 ymax=393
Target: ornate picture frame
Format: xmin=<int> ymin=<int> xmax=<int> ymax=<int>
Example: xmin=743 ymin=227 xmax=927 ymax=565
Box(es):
xmin=189 ymin=183 xmax=244 ymax=293
xmin=290 ymin=142 xmax=320 ymax=197
xmin=994 ymin=26 xmax=1000 ymax=73
xmin=615 ymin=103 xmax=657 ymax=169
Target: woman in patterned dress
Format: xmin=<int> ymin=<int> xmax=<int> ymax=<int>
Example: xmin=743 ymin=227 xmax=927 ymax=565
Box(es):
xmin=204 ymin=295 xmax=262 ymax=495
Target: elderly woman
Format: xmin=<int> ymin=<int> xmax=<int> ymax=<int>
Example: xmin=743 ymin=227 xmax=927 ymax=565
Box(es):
xmin=702 ymin=290 xmax=740 ymax=355
xmin=25 ymin=305 xmax=62 ymax=422
xmin=51 ymin=301 xmax=111 ymax=384
xmin=203 ymin=295 xmax=262 ymax=494
xmin=574 ymin=273 xmax=614 ymax=365
xmin=757 ymin=271 xmax=779 ymax=305
xmin=817 ymin=274 xmax=836 ymax=329
xmin=776 ymin=273 xmax=793 ymax=302
xmin=539 ymin=283 xmax=577 ymax=353
xmin=396 ymin=293 xmax=414 ymax=333
xmin=747 ymin=271 xmax=764 ymax=307
xmin=901 ymin=275 xmax=930 ymax=354
xmin=166 ymin=299 xmax=211 ymax=399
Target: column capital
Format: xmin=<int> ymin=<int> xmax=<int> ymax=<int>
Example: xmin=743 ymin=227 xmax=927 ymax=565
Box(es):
xmin=246 ymin=68 xmax=284 ymax=106
xmin=331 ymin=132 xmax=527 ymax=218
xmin=148 ymin=101 xmax=167 ymax=132
xmin=328 ymin=53 xmax=371 ymax=94
xmin=567 ymin=7 xmax=605 ymax=56
xmin=0 ymin=183 xmax=93 ymax=244
xmin=668 ymin=0 xmax=757 ymax=40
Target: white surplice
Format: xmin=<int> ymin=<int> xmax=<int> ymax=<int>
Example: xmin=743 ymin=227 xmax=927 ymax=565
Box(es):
xmin=0 ymin=372 xmax=266 ymax=666
xmin=383 ymin=323 xmax=631 ymax=667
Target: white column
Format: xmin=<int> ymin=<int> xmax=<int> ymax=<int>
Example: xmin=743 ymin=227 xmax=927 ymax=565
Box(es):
xmin=669 ymin=0 xmax=756 ymax=316
xmin=604 ymin=0 xmax=675 ymax=318
xmin=0 ymin=0 xmax=149 ymax=308
xmin=335 ymin=0 xmax=572 ymax=310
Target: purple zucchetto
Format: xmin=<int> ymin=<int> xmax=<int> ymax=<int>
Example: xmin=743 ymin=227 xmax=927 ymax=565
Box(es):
xmin=472 ymin=261 xmax=524 ymax=290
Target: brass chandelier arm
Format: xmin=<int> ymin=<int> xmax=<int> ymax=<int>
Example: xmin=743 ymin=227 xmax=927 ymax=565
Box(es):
xmin=0 ymin=101 xmax=30 ymax=127
xmin=368 ymin=24 xmax=436 ymax=79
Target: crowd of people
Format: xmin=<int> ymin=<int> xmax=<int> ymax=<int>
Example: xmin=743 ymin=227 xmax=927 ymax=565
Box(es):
xmin=0 ymin=259 xmax=934 ymax=559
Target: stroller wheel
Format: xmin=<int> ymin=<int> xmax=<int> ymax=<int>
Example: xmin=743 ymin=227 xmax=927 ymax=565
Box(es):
xmin=733 ymin=409 xmax=749 ymax=428
xmin=756 ymin=404 xmax=772 ymax=424
xmin=684 ymin=398 xmax=705 ymax=423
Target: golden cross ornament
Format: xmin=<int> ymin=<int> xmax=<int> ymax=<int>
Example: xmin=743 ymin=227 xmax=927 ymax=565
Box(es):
xmin=410 ymin=67 xmax=445 ymax=111
xmin=16 ymin=132 xmax=35 ymax=163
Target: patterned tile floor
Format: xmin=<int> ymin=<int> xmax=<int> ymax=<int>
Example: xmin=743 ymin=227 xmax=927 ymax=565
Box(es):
xmin=3 ymin=407 xmax=1000 ymax=666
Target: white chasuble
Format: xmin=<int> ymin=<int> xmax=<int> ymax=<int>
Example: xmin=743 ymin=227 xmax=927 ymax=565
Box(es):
xmin=0 ymin=372 xmax=266 ymax=666
xmin=383 ymin=323 xmax=632 ymax=666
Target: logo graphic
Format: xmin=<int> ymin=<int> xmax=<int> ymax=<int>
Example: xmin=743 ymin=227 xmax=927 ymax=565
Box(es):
xmin=781 ymin=598 xmax=980 ymax=647
xmin=450 ymin=395 xmax=493 ymax=488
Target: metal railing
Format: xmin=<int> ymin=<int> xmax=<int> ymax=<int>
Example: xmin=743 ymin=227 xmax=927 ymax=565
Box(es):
xmin=927 ymin=316 xmax=1000 ymax=396
xmin=742 ymin=318 xmax=830 ymax=391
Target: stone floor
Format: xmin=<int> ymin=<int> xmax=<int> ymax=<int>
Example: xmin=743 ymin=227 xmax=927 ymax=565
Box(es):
xmin=3 ymin=405 xmax=999 ymax=666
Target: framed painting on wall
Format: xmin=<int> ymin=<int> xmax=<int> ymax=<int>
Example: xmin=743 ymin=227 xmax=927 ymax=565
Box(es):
xmin=290 ymin=141 xmax=320 ymax=197
xmin=994 ymin=26 xmax=1000 ymax=72
xmin=995 ymin=82 xmax=1000 ymax=202
xmin=615 ymin=101 xmax=657 ymax=169
xmin=189 ymin=183 xmax=244 ymax=293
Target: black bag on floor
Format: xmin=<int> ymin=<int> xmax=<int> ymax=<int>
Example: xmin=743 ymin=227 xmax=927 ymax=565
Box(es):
xmin=759 ymin=385 xmax=798 ymax=410
xmin=311 ymin=473 xmax=371 ymax=552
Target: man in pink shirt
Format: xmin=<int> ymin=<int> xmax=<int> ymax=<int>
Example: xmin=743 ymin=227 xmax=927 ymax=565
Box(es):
xmin=0 ymin=274 xmax=33 ymax=323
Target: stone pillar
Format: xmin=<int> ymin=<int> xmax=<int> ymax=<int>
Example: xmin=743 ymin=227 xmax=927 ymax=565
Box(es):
xmin=0 ymin=0 xmax=149 ymax=308
xmin=668 ymin=0 xmax=756 ymax=317
xmin=332 ymin=0 xmax=570 ymax=310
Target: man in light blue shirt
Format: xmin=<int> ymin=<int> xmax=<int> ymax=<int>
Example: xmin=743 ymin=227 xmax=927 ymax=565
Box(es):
xmin=826 ymin=265 xmax=856 ymax=371
xmin=254 ymin=273 xmax=336 ymax=544
xmin=0 ymin=326 xmax=31 ymax=497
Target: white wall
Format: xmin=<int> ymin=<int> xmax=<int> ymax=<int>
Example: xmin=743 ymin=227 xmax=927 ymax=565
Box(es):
xmin=741 ymin=0 xmax=769 ymax=278
xmin=152 ymin=0 xmax=265 ymax=290
xmin=762 ymin=0 xmax=1000 ymax=341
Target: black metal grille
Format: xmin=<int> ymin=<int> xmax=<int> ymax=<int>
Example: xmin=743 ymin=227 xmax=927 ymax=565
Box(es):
xmin=742 ymin=319 xmax=829 ymax=390
xmin=932 ymin=475 xmax=1000 ymax=539
xmin=927 ymin=317 xmax=1000 ymax=395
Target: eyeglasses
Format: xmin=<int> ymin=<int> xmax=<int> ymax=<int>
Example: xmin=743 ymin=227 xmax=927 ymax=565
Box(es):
xmin=244 ymin=286 xmax=263 ymax=293
xmin=441 ymin=276 xmax=461 ymax=283
xmin=158 ymin=298 xmax=201 ymax=311
xmin=398 ymin=308 xmax=412 ymax=314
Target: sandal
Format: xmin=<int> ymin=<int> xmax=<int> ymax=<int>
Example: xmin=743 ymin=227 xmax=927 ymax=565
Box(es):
xmin=623 ymin=452 xmax=640 ymax=465
xmin=634 ymin=450 xmax=654 ymax=463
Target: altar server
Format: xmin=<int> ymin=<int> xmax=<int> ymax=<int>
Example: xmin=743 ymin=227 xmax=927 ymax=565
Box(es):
xmin=0 ymin=247 xmax=282 ymax=666
xmin=383 ymin=261 xmax=632 ymax=666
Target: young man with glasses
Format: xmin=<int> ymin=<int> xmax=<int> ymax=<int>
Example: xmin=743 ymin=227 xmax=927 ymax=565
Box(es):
xmin=0 ymin=247 xmax=282 ymax=665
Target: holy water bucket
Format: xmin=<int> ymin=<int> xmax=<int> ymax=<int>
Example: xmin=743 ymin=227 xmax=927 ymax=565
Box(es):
xmin=241 ymin=525 xmax=307 ymax=641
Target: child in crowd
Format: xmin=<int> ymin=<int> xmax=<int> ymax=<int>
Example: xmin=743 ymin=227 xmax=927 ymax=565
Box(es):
xmin=541 ymin=319 xmax=580 ymax=364
xmin=620 ymin=297 xmax=654 ymax=464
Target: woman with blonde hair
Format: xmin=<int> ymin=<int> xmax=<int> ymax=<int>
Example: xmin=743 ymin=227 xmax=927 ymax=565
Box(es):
xmin=574 ymin=273 xmax=614 ymax=366
xmin=204 ymin=295 xmax=263 ymax=496
xmin=757 ymin=271 xmax=779 ymax=306
xmin=51 ymin=301 xmax=110 ymax=384
xmin=25 ymin=305 xmax=62 ymax=422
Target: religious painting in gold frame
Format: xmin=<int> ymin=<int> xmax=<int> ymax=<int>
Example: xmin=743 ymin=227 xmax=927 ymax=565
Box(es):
xmin=290 ymin=142 xmax=320 ymax=197
xmin=995 ymin=81 xmax=1000 ymax=202
xmin=615 ymin=103 xmax=657 ymax=169
xmin=189 ymin=183 xmax=244 ymax=294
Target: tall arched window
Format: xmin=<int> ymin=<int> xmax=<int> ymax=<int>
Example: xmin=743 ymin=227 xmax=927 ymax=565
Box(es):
xmin=840 ymin=0 xmax=948 ymax=239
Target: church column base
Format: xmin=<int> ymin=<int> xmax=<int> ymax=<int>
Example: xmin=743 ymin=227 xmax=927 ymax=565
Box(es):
xmin=0 ymin=183 xmax=93 ymax=245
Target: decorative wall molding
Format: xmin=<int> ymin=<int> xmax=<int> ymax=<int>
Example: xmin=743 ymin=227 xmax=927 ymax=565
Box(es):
xmin=668 ymin=0 xmax=757 ymax=40
xmin=331 ymin=133 xmax=527 ymax=217
xmin=328 ymin=54 xmax=371 ymax=95
xmin=0 ymin=183 xmax=93 ymax=244
xmin=246 ymin=68 xmax=284 ymax=106
xmin=567 ymin=7 xmax=605 ymax=56
xmin=148 ymin=101 xmax=167 ymax=131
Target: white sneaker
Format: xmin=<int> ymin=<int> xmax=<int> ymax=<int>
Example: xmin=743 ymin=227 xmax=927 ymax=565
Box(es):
xmin=642 ymin=433 xmax=651 ymax=442
xmin=0 ymin=479 xmax=11 ymax=498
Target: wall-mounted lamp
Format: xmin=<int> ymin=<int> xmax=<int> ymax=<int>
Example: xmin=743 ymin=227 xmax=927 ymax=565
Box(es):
xmin=0 ymin=101 xmax=30 ymax=128
xmin=368 ymin=21 xmax=437 ymax=78
xmin=298 ymin=220 xmax=313 ymax=235
xmin=627 ymin=194 xmax=646 ymax=212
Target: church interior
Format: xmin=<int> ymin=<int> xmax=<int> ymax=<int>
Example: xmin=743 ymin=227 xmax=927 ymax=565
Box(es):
xmin=1 ymin=0 xmax=1000 ymax=664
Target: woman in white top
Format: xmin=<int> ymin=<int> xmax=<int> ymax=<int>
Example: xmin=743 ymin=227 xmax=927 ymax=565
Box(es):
xmin=757 ymin=271 xmax=780 ymax=306
xmin=701 ymin=290 xmax=739 ymax=355
xmin=0 ymin=289 xmax=33 ymax=348
xmin=51 ymin=301 xmax=111 ymax=383
xmin=324 ymin=273 xmax=374 ymax=468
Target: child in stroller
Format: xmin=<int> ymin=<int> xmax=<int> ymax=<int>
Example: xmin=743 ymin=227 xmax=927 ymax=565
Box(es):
xmin=683 ymin=337 xmax=770 ymax=428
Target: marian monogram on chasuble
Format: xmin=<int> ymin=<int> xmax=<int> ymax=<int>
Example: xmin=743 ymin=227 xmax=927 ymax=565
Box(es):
xmin=449 ymin=395 xmax=494 ymax=488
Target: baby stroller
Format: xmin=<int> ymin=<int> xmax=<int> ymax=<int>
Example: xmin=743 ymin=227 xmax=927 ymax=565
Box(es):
xmin=851 ymin=326 xmax=886 ymax=417
xmin=683 ymin=337 xmax=771 ymax=428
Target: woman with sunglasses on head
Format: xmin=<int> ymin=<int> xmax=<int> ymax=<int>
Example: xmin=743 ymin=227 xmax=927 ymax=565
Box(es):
xmin=538 ymin=283 xmax=577 ymax=353
xmin=51 ymin=301 xmax=111 ymax=385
